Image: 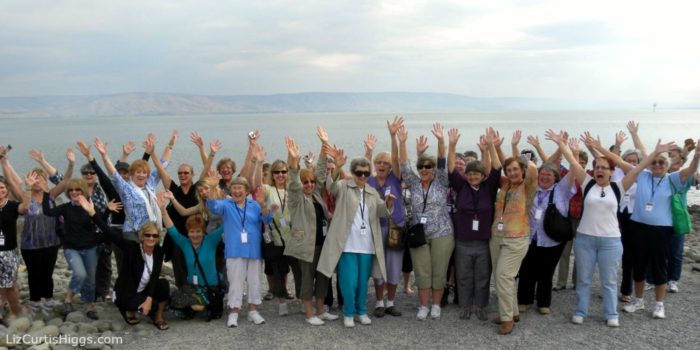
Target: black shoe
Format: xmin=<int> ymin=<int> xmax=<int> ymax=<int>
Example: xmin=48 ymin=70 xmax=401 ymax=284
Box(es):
xmin=460 ymin=310 xmax=472 ymax=320
xmin=86 ymin=310 xmax=99 ymax=320
xmin=385 ymin=306 xmax=402 ymax=317
xmin=477 ymin=308 xmax=488 ymax=321
xmin=373 ymin=307 xmax=385 ymax=318
xmin=440 ymin=290 xmax=449 ymax=307
xmin=62 ymin=302 xmax=74 ymax=316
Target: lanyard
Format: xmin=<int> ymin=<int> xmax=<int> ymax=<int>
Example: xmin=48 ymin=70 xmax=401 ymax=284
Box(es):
xmin=358 ymin=188 xmax=366 ymax=225
xmin=650 ymin=175 xmax=665 ymax=200
xmin=235 ymin=200 xmax=248 ymax=230
xmin=421 ymin=181 xmax=433 ymax=214
xmin=275 ymin=186 xmax=286 ymax=213
xmin=470 ymin=186 xmax=480 ymax=218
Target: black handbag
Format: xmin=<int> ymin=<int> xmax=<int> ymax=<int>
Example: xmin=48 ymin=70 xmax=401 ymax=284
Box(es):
xmin=543 ymin=189 xmax=573 ymax=242
xmin=407 ymin=182 xmax=431 ymax=248
xmin=192 ymin=246 xmax=224 ymax=318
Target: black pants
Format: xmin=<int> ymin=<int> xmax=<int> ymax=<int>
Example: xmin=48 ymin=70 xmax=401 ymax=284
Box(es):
xmin=632 ymin=221 xmax=674 ymax=285
xmin=402 ymin=243 xmax=413 ymax=273
xmin=95 ymin=242 xmax=113 ymax=298
xmin=171 ymin=244 xmax=188 ymax=288
xmin=21 ymin=246 xmax=59 ymax=301
xmin=517 ymin=241 xmax=565 ymax=307
xmin=618 ymin=210 xmax=634 ymax=296
xmin=117 ymin=279 xmax=170 ymax=322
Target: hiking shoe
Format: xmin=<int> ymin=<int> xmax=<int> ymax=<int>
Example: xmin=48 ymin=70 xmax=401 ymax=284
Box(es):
xmin=652 ymin=303 xmax=665 ymax=319
xmin=344 ymin=316 xmax=355 ymax=328
xmin=306 ymin=316 xmax=325 ymax=326
xmin=606 ymin=318 xmax=620 ymax=327
xmin=373 ymin=307 xmax=385 ymax=318
xmin=538 ymin=307 xmax=551 ymax=315
xmin=227 ymin=313 xmax=239 ymax=327
xmin=385 ymin=306 xmax=402 ymax=317
xmin=668 ymin=281 xmax=679 ymax=293
xmin=354 ymin=314 xmax=372 ymax=325
xmin=571 ymin=315 xmax=584 ymax=325
xmin=248 ymin=311 xmax=265 ymax=325
xmin=476 ymin=308 xmax=488 ymax=321
xmin=430 ymin=305 xmax=441 ymax=319
xmin=416 ymin=306 xmax=429 ymax=321
xmin=622 ymin=298 xmax=644 ymax=313
xmin=319 ymin=312 xmax=339 ymax=321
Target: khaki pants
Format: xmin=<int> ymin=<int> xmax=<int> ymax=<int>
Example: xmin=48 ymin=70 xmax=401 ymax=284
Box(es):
xmin=490 ymin=234 xmax=529 ymax=322
xmin=410 ymin=235 xmax=455 ymax=289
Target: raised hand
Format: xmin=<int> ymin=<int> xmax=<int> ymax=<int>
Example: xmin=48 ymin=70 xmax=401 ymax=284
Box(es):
xmin=477 ymin=135 xmax=488 ymax=152
xmin=254 ymin=187 xmax=266 ymax=207
xmin=77 ymin=196 xmax=95 ymax=216
xmin=387 ymin=115 xmax=405 ymax=136
xmin=107 ymin=199 xmax=123 ymax=213
xmin=251 ymin=143 xmax=266 ymax=163
xmin=316 ymin=126 xmax=329 ymax=144
xmin=526 ymin=135 xmax=540 ymax=148
xmin=0 ymin=145 xmax=9 ymax=159
xmin=190 ymin=132 xmax=204 ymax=148
xmin=431 ymin=123 xmax=444 ymax=141
xmin=363 ymin=134 xmax=377 ymax=153
xmin=511 ymin=130 xmax=522 ymax=146
xmin=156 ymin=192 xmax=168 ymax=210
xmin=654 ymin=139 xmax=677 ymax=154
xmin=248 ymin=129 xmax=260 ymax=145
xmin=568 ymin=136 xmax=580 ymax=153
xmin=210 ymin=139 xmax=222 ymax=154
xmin=66 ymin=148 xmax=75 ymax=163
xmin=28 ymin=149 xmax=44 ymax=162
xmin=397 ymin=126 xmax=408 ymax=143
xmin=416 ymin=135 xmax=429 ymax=155
xmin=490 ymin=128 xmax=504 ymax=147
xmin=330 ymin=145 xmax=347 ymax=168
xmin=447 ymin=128 xmax=461 ymax=145
xmin=94 ymin=138 xmax=108 ymax=155
xmin=24 ymin=172 xmax=39 ymax=187
xmin=122 ymin=141 xmax=136 ymax=157
xmin=168 ymin=130 xmax=179 ymax=146
xmin=626 ymin=120 xmax=639 ymax=134
xmin=615 ymin=131 xmax=628 ymax=146
xmin=544 ymin=129 xmax=565 ymax=145
xmin=162 ymin=190 xmax=175 ymax=200
xmin=285 ymin=136 xmax=301 ymax=161
xmin=76 ymin=141 xmax=91 ymax=158
xmin=321 ymin=143 xmax=333 ymax=157
xmin=142 ymin=136 xmax=156 ymax=155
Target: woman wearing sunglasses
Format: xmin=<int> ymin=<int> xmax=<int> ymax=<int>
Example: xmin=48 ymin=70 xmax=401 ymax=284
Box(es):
xmin=282 ymin=135 xmax=339 ymax=325
xmin=317 ymin=143 xmax=395 ymax=328
xmin=399 ymin=123 xmax=454 ymax=321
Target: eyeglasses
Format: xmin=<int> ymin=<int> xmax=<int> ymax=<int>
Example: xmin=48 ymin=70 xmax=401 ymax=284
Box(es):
xmin=302 ymin=180 xmax=316 ymax=185
xmin=177 ymin=171 xmax=191 ymax=175
xmin=143 ymin=233 xmax=159 ymax=239
xmin=417 ymin=164 xmax=434 ymax=170
xmin=68 ymin=188 xmax=82 ymax=192
xmin=374 ymin=161 xmax=391 ymax=166
xmin=353 ymin=170 xmax=371 ymax=178
xmin=81 ymin=171 xmax=95 ymax=176
xmin=273 ymin=170 xmax=288 ymax=175
xmin=651 ymin=160 xmax=666 ymax=166
xmin=594 ymin=166 xmax=610 ymax=171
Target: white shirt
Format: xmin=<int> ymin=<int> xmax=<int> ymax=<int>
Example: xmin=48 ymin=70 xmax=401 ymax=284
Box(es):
xmin=577 ymin=176 xmax=625 ymax=238
xmin=611 ymin=167 xmax=637 ymax=213
xmin=343 ymin=190 xmax=375 ymax=254
xmin=137 ymin=253 xmax=154 ymax=293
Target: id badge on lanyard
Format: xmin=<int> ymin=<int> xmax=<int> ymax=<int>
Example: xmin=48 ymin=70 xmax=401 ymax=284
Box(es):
xmin=241 ymin=229 xmax=248 ymax=243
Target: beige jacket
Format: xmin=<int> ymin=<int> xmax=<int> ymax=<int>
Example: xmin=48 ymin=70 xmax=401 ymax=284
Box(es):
xmin=283 ymin=167 xmax=330 ymax=263
xmin=317 ymin=177 xmax=390 ymax=280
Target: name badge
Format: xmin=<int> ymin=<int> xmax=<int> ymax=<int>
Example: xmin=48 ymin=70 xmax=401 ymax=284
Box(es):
xmin=0 ymin=237 xmax=4 ymax=246
xmin=193 ymin=275 xmax=199 ymax=286
xmin=360 ymin=225 xmax=368 ymax=235
xmin=622 ymin=193 xmax=631 ymax=204
xmin=497 ymin=222 xmax=504 ymax=232
xmin=472 ymin=219 xmax=479 ymax=231
xmin=534 ymin=209 xmax=543 ymax=220
xmin=279 ymin=217 xmax=288 ymax=227
xmin=420 ymin=216 xmax=428 ymax=224
xmin=241 ymin=229 xmax=248 ymax=243
xmin=322 ymin=225 xmax=328 ymax=237
xmin=384 ymin=188 xmax=391 ymax=197
xmin=447 ymin=203 xmax=455 ymax=214
xmin=645 ymin=202 xmax=654 ymax=212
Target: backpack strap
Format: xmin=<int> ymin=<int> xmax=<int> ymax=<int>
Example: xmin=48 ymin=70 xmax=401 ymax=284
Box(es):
xmin=581 ymin=179 xmax=621 ymax=215
xmin=610 ymin=182 xmax=622 ymax=206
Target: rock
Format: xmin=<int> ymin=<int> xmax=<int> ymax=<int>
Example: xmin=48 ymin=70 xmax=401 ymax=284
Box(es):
xmin=688 ymin=250 xmax=700 ymax=262
xmin=50 ymin=345 xmax=75 ymax=350
xmin=28 ymin=344 xmax=50 ymax=350
xmin=692 ymin=264 xmax=700 ymax=272
xmin=58 ymin=323 xmax=77 ymax=335
xmin=9 ymin=317 xmax=31 ymax=333
xmin=84 ymin=336 xmax=102 ymax=350
xmin=46 ymin=318 xmax=62 ymax=327
xmin=78 ymin=323 xmax=98 ymax=335
xmin=94 ymin=321 xmax=112 ymax=332
xmin=30 ymin=320 xmax=45 ymax=332
xmin=65 ymin=311 xmax=85 ymax=324
xmin=110 ymin=322 xmax=125 ymax=332
xmin=36 ymin=325 xmax=59 ymax=338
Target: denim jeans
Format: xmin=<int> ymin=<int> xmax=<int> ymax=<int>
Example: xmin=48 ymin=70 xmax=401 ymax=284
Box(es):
xmin=64 ymin=247 xmax=98 ymax=303
xmin=573 ymin=232 xmax=622 ymax=321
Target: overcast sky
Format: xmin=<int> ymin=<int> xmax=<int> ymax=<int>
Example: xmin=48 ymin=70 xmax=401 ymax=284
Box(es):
xmin=2 ymin=0 xmax=699 ymax=103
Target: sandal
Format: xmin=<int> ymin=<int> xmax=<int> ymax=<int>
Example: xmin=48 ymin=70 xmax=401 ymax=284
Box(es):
xmin=153 ymin=319 xmax=169 ymax=331
xmin=126 ymin=312 xmax=140 ymax=325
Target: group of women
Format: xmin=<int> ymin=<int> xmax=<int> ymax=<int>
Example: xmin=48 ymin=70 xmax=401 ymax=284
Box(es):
xmin=0 ymin=119 xmax=697 ymax=335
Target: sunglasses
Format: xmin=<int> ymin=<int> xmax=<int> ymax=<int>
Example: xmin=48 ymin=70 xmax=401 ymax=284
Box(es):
xmin=353 ymin=170 xmax=371 ymax=178
xmin=143 ymin=233 xmax=159 ymax=239
xmin=651 ymin=160 xmax=666 ymax=166
xmin=302 ymin=180 xmax=316 ymax=185
xmin=81 ymin=171 xmax=96 ymax=176
xmin=177 ymin=171 xmax=191 ymax=175
xmin=417 ymin=164 xmax=434 ymax=170
xmin=68 ymin=188 xmax=82 ymax=192
xmin=273 ymin=170 xmax=288 ymax=175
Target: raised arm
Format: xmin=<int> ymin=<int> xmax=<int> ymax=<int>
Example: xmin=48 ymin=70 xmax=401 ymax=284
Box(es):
xmin=163 ymin=190 xmax=200 ymax=217
xmin=546 ymin=129 xmax=586 ymax=184
xmin=0 ymin=146 xmax=25 ymax=200
xmin=363 ymin=134 xmax=377 ymax=162
xmin=250 ymin=143 xmax=266 ymax=189
xmin=18 ymin=172 xmax=40 ymax=214
xmin=492 ymin=129 xmax=506 ymax=166
xmin=431 ymin=123 xmax=446 ymax=159
xmin=28 ymin=149 xmax=57 ymax=177
xmin=387 ymin=116 xmax=403 ymax=178
xmin=416 ymin=135 xmax=429 ymax=159
xmin=144 ymin=134 xmax=173 ymax=189
xmin=486 ymin=128 xmax=502 ymax=170
xmin=199 ymin=139 xmax=220 ymax=182
xmin=527 ymin=135 xmax=548 ymax=163
xmin=511 ymin=130 xmax=522 ymax=158
xmin=161 ymin=130 xmax=178 ymax=163
xmin=190 ymin=132 xmax=208 ymax=165
xmin=119 ymin=141 xmax=136 ymax=163
xmin=623 ymin=140 xmax=676 ymax=190
xmin=158 ymin=195 xmax=175 ymax=229
xmin=315 ymin=126 xmax=330 ymax=186
xmin=327 ymin=145 xmax=347 ymax=182
xmin=627 ymin=120 xmax=648 ymax=158
xmin=447 ymin=128 xmax=461 ymax=173
xmin=239 ymin=130 xmax=259 ymax=180
xmin=582 ymin=133 xmax=634 ymax=174
xmin=94 ymin=137 xmax=117 ymax=175
xmin=286 ymin=136 xmax=301 ymax=171
xmin=680 ymin=140 xmax=700 ymax=184
xmin=49 ymin=148 xmax=75 ymax=199
xmin=611 ymin=130 xmax=628 ymax=155
xmin=479 ymin=132 xmax=492 ymax=172
xmin=398 ymin=126 xmax=409 ymax=163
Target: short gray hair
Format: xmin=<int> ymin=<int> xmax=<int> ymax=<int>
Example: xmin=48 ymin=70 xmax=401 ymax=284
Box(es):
xmin=350 ymin=157 xmax=371 ymax=173
xmin=621 ymin=149 xmax=643 ymax=162
xmin=538 ymin=162 xmax=561 ymax=183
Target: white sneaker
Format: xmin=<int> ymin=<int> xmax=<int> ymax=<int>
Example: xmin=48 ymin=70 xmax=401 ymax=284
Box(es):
xmin=416 ymin=306 xmax=429 ymax=321
xmin=306 ymin=316 xmax=325 ymax=326
xmin=430 ymin=305 xmax=441 ymax=319
xmin=652 ymin=303 xmax=666 ymax=319
xmin=668 ymin=281 xmax=679 ymax=293
xmin=354 ymin=314 xmax=372 ymax=325
xmin=644 ymin=282 xmax=654 ymax=291
xmin=247 ymin=310 xmax=265 ymax=325
xmin=571 ymin=315 xmax=584 ymax=325
xmin=344 ymin=316 xmax=355 ymax=328
xmin=278 ymin=302 xmax=288 ymax=316
xmin=622 ymin=298 xmax=645 ymax=313
xmin=227 ymin=313 xmax=239 ymax=328
xmin=43 ymin=299 xmax=63 ymax=308
xmin=606 ymin=318 xmax=620 ymax=327
xmin=319 ymin=312 xmax=339 ymax=321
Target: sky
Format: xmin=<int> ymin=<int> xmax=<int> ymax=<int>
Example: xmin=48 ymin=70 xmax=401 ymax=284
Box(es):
xmin=2 ymin=0 xmax=700 ymax=103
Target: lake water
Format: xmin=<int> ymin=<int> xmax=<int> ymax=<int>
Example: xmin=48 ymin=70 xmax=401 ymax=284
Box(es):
xmin=2 ymin=110 xmax=699 ymax=202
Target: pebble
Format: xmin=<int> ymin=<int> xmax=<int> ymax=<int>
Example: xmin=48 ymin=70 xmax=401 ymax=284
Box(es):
xmin=30 ymin=320 xmax=45 ymax=332
xmin=50 ymin=345 xmax=75 ymax=350
xmin=46 ymin=318 xmax=63 ymax=327
xmin=58 ymin=323 xmax=77 ymax=335
xmin=692 ymin=264 xmax=700 ymax=272
xmin=78 ymin=323 xmax=99 ymax=335
xmin=28 ymin=344 xmax=50 ymax=350
xmin=9 ymin=317 xmax=31 ymax=333
xmin=65 ymin=311 xmax=85 ymax=324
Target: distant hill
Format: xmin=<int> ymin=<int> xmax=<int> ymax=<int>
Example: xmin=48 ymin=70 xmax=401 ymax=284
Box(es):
xmin=0 ymin=92 xmax=670 ymax=117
